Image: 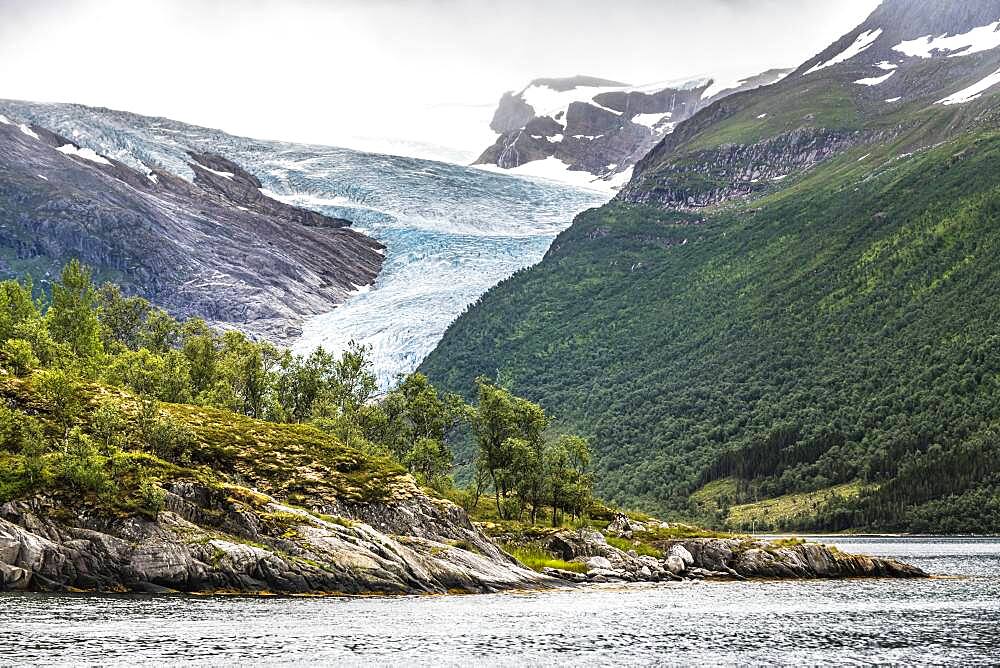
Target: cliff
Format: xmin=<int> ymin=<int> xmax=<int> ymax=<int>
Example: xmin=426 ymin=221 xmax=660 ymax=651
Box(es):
xmin=0 ymin=116 xmax=385 ymax=341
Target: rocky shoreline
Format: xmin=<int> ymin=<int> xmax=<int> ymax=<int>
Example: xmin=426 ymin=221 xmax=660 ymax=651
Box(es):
xmin=0 ymin=490 xmax=926 ymax=596
xmin=538 ymin=527 xmax=926 ymax=584
xmin=0 ymin=481 xmax=553 ymax=596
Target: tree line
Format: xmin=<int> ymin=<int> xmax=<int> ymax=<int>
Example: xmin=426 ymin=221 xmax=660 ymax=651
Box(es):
xmin=0 ymin=260 xmax=593 ymax=525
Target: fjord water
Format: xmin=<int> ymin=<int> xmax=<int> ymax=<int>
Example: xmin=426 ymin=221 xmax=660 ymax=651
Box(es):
xmin=1 ymin=537 xmax=997 ymax=665
xmin=0 ymin=102 xmax=608 ymax=386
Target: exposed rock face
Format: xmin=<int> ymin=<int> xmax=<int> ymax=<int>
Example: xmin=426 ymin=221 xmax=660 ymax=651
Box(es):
xmin=0 ymin=481 xmax=551 ymax=595
xmin=658 ymin=538 xmax=927 ymax=580
xmin=622 ymin=0 xmax=1000 ymax=210
xmin=538 ymin=529 xmax=926 ymax=584
xmin=477 ymin=70 xmax=791 ymax=183
xmin=0 ymin=119 xmax=385 ymax=341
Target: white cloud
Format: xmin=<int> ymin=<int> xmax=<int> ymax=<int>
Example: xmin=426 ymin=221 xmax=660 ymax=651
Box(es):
xmin=0 ymin=0 xmax=882 ymax=157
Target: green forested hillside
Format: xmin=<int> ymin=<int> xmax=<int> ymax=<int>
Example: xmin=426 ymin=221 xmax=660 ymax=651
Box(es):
xmin=422 ymin=127 xmax=1000 ymax=532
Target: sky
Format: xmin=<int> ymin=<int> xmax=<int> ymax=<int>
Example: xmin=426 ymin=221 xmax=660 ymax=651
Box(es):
xmin=0 ymin=0 xmax=882 ymax=160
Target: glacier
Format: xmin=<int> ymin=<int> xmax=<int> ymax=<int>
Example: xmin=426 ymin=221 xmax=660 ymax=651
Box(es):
xmin=0 ymin=101 xmax=608 ymax=388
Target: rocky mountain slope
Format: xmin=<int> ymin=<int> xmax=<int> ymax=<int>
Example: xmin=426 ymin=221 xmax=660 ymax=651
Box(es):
xmin=421 ymin=0 xmax=1000 ymax=531
xmin=475 ymin=70 xmax=790 ymax=186
xmin=0 ymin=113 xmax=384 ymax=341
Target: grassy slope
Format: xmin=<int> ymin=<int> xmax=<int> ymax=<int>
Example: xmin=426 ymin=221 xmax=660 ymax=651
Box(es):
xmin=0 ymin=375 xmax=409 ymax=514
xmin=422 ymin=120 xmax=1000 ymax=531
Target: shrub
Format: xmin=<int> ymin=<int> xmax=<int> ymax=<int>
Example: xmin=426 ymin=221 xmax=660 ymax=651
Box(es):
xmin=31 ymin=368 xmax=85 ymax=433
xmin=137 ymin=474 xmax=166 ymax=514
xmin=1 ymin=339 xmax=39 ymax=376
xmin=59 ymin=428 xmax=112 ymax=493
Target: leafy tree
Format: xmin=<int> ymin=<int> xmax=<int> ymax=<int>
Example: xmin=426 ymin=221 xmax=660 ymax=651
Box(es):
xmin=405 ymin=436 xmax=453 ymax=488
xmin=96 ymin=283 xmax=152 ymax=352
xmin=180 ymin=318 xmax=218 ymax=397
xmin=471 ymin=377 xmax=548 ymax=518
xmin=1 ymin=338 xmax=39 ymax=376
xmin=0 ymin=277 xmax=39 ymax=342
xmin=45 ymin=259 xmax=103 ymax=361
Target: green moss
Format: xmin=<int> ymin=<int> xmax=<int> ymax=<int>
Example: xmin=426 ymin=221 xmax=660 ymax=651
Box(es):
xmin=606 ymin=536 xmax=663 ymax=558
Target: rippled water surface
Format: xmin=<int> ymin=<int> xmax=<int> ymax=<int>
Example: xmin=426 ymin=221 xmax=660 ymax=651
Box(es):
xmin=2 ymin=538 xmax=998 ymax=666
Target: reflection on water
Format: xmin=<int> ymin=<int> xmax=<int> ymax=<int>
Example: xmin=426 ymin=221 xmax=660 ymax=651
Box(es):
xmin=1 ymin=538 xmax=998 ymax=665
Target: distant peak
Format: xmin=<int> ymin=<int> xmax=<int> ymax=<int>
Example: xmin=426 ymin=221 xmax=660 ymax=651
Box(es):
xmin=525 ymin=75 xmax=631 ymax=92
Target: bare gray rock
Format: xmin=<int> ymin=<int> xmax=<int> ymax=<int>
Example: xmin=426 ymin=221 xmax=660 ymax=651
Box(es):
xmin=0 ymin=119 xmax=385 ymax=342
xmin=0 ymin=482 xmax=557 ymax=596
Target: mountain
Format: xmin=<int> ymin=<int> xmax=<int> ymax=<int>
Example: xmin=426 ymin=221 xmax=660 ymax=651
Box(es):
xmin=475 ymin=70 xmax=791 ymax=188
xmin=0 ymin=100 xmax=603 ymax=384
xmin=421 ymin=0 xmax=1000 ymax=533
xmin=0 ymin=112 xmax=384 ymax=341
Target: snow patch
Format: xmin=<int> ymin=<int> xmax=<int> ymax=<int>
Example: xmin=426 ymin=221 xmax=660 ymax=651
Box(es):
xmin=19 ymin=124 xmax=39 ymax=140
xmin=0 ymin=114 xmax=11 ymax=125
xmin=36 ymin=174 xmax=48 ymax=181
xmin=894 ymin=21 xmax=1000 ymax=59
xmin=701 ymin=75 xmax=749 ymax=100
xmin=56 ymin=144 xmax=112 ymax=165
xmin=473 ymin=157 xmax=617 ymax=193
xmin=520 ymin=83 xmax=620 ymax=117
xmin=756 ymin=113 xmax=768 ymax=119
xmin=805 ymin=29 xmax=883 ymax=74
xmin=631 ymin=112 xmax=667 ymax=128
xmin=548 ymin=134 xmax=564 ymax=143
xmin=195 ymin=164 xmax=234 ymax=179
xmin=876 ymin=61 xmax=899 ymax=70
xmin=147 ymin=173 xmax=159 ymax=184
xmin=855 ymin=71 xmax=896 ymax=86
xmin=885 ymin=96 xmax=902 ymax=103
xmin=937 ymin=66 xmax=1000 ymax=105
xmin=858 ymin=153 xmax=871 ymax=162
xmin=519 ymin=76 xmax=714 ymax=124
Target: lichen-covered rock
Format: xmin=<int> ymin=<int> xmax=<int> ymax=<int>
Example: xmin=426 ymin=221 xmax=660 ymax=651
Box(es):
xmin=658 ymin=538 xmax=927 ymax=580
xmin=665 ymin=555 xmax=687 ymax=575
xmin=0 ymin=482 xmax=556 ymax=596
xmin=668 ymin=544 xmax=694 ymax=567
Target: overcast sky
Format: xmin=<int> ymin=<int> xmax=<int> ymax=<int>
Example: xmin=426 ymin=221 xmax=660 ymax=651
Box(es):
xmin=0 ymin=0 xmax=881 ymax=158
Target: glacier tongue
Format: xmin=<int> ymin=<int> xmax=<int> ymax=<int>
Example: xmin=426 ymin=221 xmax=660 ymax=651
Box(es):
xmin=0 ymin=101 xmax=606 ymax=389
xmin=276 ymin=160 xmax=606 ymax=388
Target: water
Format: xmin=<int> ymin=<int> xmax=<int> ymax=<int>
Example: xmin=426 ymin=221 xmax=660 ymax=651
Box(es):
xmin=1 ymin=537 xmax=997 ymax=666
xmin=0 ymin=101 xmax=608 ymax=387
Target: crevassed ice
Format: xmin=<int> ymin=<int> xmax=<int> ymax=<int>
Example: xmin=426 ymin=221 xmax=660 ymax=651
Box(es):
xmin=805 ymin=29 xmax=884 ymax=75
xmin=894 ymin=20 xmax=1000 ymax=59
xmin=0 ymin=103 xmax=607 ymax=388
xmin=938 ymin=67 xmax=1000 ymax=105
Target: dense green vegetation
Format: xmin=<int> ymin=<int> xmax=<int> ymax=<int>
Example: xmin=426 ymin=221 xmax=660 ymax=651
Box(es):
xmin=422 ymin=129 xmax=1000 ymax=533
xmin=0 ymin=261 xmax=595 ymax=528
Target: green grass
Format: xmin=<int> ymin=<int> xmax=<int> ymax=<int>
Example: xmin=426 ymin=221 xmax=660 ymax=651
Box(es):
xmin=501 ymin=543 xmax=587 ymax=573
xmin=606 ymin=536 xmax=663 ymax=558
xmin=724 ymin=483 xmax=870 ymax=531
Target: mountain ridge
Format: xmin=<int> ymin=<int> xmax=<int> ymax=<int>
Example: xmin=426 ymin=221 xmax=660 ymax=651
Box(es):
xmin=420 ymin=0 xmax=1000 ymax=531
xmin=0 ymin=113 xmax=384 ymax=341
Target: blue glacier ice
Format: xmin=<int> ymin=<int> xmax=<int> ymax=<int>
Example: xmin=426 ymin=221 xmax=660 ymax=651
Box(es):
xmin=1 ymin=101 xmax=608 ymax=387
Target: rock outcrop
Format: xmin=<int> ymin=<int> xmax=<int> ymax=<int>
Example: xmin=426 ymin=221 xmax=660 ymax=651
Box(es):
xmin=0 ymin=481 xmax=552 ymax=595
xmin=476 ymin=70 xmax=791 ymax=183
xmin=538 ymin=528 xmax=926 ymax=584
xmin=0 ymin=118 xmax=385 ymax=342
